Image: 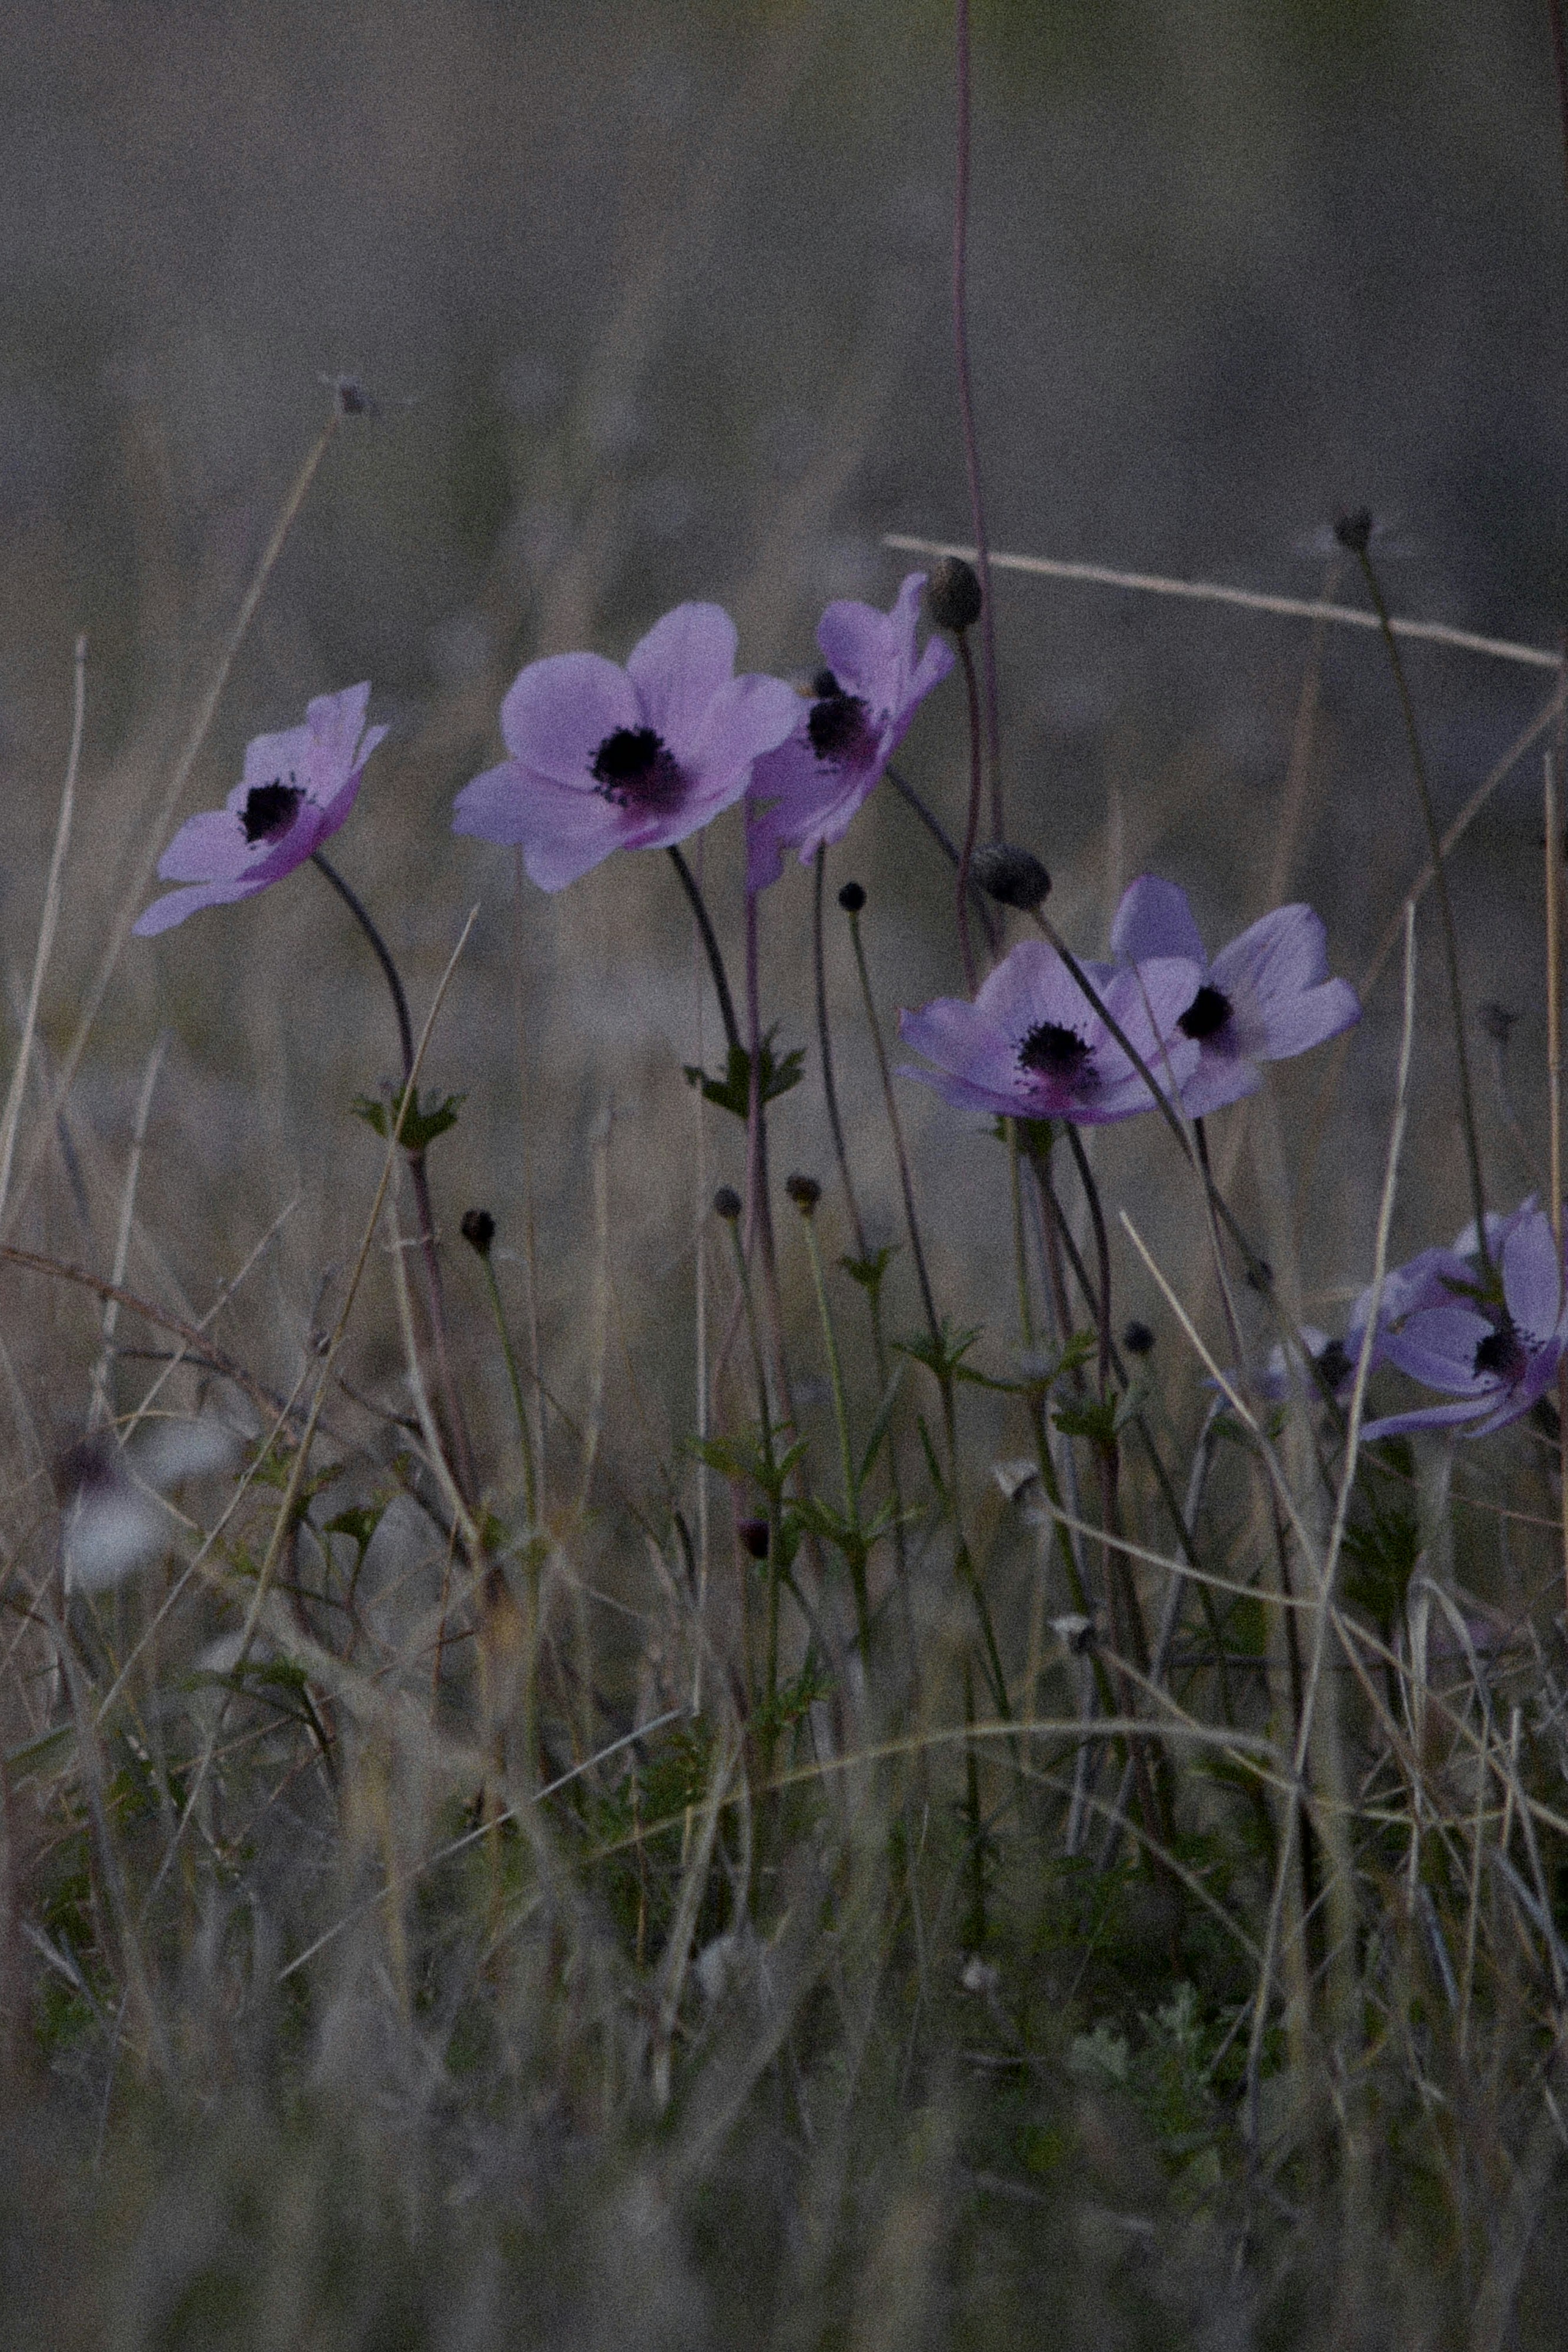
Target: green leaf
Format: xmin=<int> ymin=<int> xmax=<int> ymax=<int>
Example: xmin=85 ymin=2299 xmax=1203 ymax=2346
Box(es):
xmin=841 ymin=1242 xmax=900 ymax=1298
xmin=683 ymin=1028 xmax=805 ymax=1120
xmin=352 ymin=1085 xmax=465 ymax=1152
xmin=1052 ymin=1397 xmax=1121 ymax=1446
xmin=896 ymin=1320 xmax=985 ymax=1387
xmin=857 ymin=1360 xmax=908 ymax=1490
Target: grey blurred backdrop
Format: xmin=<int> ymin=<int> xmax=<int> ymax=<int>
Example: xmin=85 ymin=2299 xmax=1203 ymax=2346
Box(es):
xmin=2 ymin=0 xmax=1565 ymax=1472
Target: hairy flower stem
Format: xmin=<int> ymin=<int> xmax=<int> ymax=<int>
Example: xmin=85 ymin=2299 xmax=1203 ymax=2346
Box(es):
xmin=845 ymin=898 xmax=1010 ymax=1720
xmin=312 ymin=851 xmax=477 ymax=1509
xmin=476 ymin=1251 xmax=539 ymax=1528
xmin=952 ymin=0 xmax=1002 ymax=836
xmin=954 ymin=634 xmax=985 ymax=992
xmin=743 ymin=888 xmax=798 ymax=1434
xmin=668 ymin=844 xmax=741 ymax=1058
xmin=882 ymin=762 xmax=998 ymax=954
xmin=1353 ymin=547 xmax=1493 ymax=1275
xmin=800 ymin=1210 xmax=871 ymax=1658
xmin=813 ymin=848 xmax=917 ymax=1680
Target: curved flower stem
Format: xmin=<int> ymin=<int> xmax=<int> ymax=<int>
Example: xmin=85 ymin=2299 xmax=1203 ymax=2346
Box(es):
xmin=669 ymin=844 xmax=741 ymax=1059
xmin=952 ymin=0 xmax=1002 ymax=836
xmin=882 ymin=763 xmax=998 ymax=952
xmin=954 ymin=634 xmax=985 ymax=993
xmin=312 ymin=851 xmax=477 ymax=1511
xmin=1352 ymin=546 xmax=1492 ymax=1277
xmin=846 ymin=894 xmax=1010 ymax=1721
xmin=743 ymin=886 xmax=797 ymax=1433
xmin=813 ymin=847 xmax=868 ymax=1259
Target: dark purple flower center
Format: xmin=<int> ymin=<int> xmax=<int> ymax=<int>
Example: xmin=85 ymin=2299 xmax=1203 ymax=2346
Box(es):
xmin=1178 ymin=983 xmax=1233 ymax=1043
xmin=590 ymin=725 xmax=686 ymax=814
xmin=241 ymin=778 xmax=305 ymax=844
xmin=807 ymin=671 xmax=875 ymax=764
xmin=1018 ymin=1021 xmax=1094 ymax=1084
xmin=1473 ymin=1323 xmax=1527 ymax=1382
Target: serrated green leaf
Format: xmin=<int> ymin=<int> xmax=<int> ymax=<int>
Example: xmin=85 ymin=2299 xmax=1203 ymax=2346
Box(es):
xmin=352 ymin=1085 xmax=465 ymax=1152
xmin=682 ymin=1028 xmax=805 ymax=1120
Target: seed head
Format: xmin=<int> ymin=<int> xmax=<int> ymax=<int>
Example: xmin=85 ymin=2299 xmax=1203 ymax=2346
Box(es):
xmin=737 ymin=1517 xmax=770 ymax=1561
xmin=713 ymin=1185 xmax=743 ymax=1223
xmin=785 ymin=1172 xmax=821 ymax=1215
xmin=460 ymin=1208 xmax=496 ymax=1258
xmin=1122 ymin=1319 xmax=1155 ymax=1357
xmin=1333 ymin=507 xmax=1373 ymax=555
xmin=971 ymin=841 xmax=1051 ymax=910
xmin=926 ymin=555 xmax=983 ymax=633
xmin=838 ymin=880 xmax=867 ymax=914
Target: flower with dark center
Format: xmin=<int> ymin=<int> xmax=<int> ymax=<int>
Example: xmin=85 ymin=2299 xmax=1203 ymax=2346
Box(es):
xmin=898 ymin=936 xmax=1202 ymax=1128
xmin=747 ymin=573 xmax=954 ymax=890
xmin=1360 ymin=1202 xmax=1567 ymax=1441
xmin=135 ymin=684 xmax=387 ymax=936
xmin=1109 ymin=875 xmax=1359 ymax=1116
xmin=454 ymin=603 xmax=799 ymax=891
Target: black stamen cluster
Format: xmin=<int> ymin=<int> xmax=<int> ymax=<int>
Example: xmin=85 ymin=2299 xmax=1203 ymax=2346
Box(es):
xmin=591 ymin=726 xmax=684 ymax=812
xmin=1018 ymin=1021 xmax=1091 ymax=1079
xmin=242 ymin=778 xmax=305 ymax=844
xmin=1178 ymin=984 xmax=1232 ymax=1042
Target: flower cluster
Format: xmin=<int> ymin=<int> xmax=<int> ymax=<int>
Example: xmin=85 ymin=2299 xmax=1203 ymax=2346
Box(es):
xmin=898 ymin=878 xmax=1360 ymax=1130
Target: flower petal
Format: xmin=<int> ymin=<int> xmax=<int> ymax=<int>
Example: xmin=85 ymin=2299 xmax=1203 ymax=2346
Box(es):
xmin=132 ymin=877 xmax=267 ymax=936
xmin=1502 ymin=1210 xmax=1564 ymax=1342
xmin=500 ymin=653 xmax=640 ymax=786
xmin=454 ymin=759 xmax=626 ymax=890
xmin=626 ymin=603 xmax=738 ymax=753
xmin=1111 ymin=876 xmax=1206 ymax=968
xmin=1361 ymin=1396 xmax=1495 ymax=1440
xmin=156 ymin=808 xmax=250 ymax=885
xmin=1382 ymin=1307 xmax=1495 ymax=1394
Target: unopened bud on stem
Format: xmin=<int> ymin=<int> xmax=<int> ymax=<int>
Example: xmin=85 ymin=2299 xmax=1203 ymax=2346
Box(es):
xmin=971 ymin=841 xmax=1051 ymax=910
xmin=927 ymin=554 xmax=983 ymax=633
xmin=460 ymin=1208 xmax=496 ymax=1258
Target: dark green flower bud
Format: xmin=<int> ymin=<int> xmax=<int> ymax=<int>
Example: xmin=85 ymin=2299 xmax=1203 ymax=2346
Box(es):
xmin=1122 ymin=1319 xmax=1155 ymax=1357
xmin=460 ymin=1208 xmax=496 ymax=1258
xmin=971 ymin=842 xmax=1051 ymax=911
xmin=927 ymin=554 xmax=983 ymax=632
xmin=838 ymin=880 xmax=867 ymax=914
xmin=785 ymin=1172 xmax=821 ymax=1215
xmin=1333 ymin=507 xmax=1373 ymax=554
xmin=713 ymin=1185 xmax=743 ymax=1223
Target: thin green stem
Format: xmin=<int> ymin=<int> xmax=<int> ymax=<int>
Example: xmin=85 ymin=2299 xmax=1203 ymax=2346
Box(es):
xmin=1353 ymin=544 xmax=1492 ymax=1274
xmin=669 ymin=844 xmax=741 ymax=1058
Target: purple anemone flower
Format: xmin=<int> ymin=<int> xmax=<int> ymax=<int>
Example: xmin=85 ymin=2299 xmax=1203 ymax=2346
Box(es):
xmin=1109 ymin=877 xmax=1360 ymax=1117
xmin=1360 ymin=1205 xmax=1566 ymax=1440
xmin=454 ymin=603 xmax=800 ymax=891
xmin=134 ymin=685 xmax=387 ymax=937
xmin=898 ymin=936 xmax=1202 ymax=1127
xmin=1341 ymin=1198 xmax=1542 ymax=1379
xmin=745 ymin=574 xmax=954 ymax=892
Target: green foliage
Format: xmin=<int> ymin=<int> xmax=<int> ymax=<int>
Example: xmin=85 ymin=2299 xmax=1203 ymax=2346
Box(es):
xmin=683 ymin=1029 xmax=804 ymax=1119
xmin=350 ymin=1084 xmax=465 ymax=1151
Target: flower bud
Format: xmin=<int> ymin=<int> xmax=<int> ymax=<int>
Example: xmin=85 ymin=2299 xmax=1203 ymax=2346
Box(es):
xmin=1333 ymin=507 xmax=1373 ymax=554
xmin=838 ymin=880 xmax=867 ymax=914
xmin=713 ymin=1185 xmax=743 ymax=1223
xmin=971 ymin=842 xmax=1051 ymax=910
xmin=738 ymin=1517 xmax=770 ymax=1560
xmin=927 ymin=554 xmax=983 ymax=632
xmin=1122 ymin=1319 xmax=1155 ymax=1357
xmin=460 ymin=1208 xmax=496 ymax=1258
xmin=785 ymin=1172 xmax=821 ymax=1215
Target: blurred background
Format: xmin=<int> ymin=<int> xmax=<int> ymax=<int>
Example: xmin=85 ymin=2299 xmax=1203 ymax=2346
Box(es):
xmin=2 ymin=0 xmax=1567 ymax=1501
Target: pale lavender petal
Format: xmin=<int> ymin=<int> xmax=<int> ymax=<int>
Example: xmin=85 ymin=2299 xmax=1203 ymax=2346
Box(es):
xmin=907 ymin=630 xmax=956 ymax=704
xmin=815 ymin=596 xmax=904 ymax=706
xmin=454 ymin=759 xmax=625 ymax=889
xmin=500 ymin=653 xmax=639 ymax=785
xmin=685 ymin=672 xmax=803 ymax=800
xmin=1172 ymin=1050 xmax=1262 ymax=1119
xmin=299 ymin=683 xmax=375 ymax=797
xmin=1209 ymin=903 xmax=1328 ymax=1010
xmin=1502 ymin=1211 xmax=1564 ymax=1341
xmin=972 ymin=937 xmax=1078 ymax=1034
xmin=898 ymin=1061 xmax=1021 ymax=1118
xmin=1361 ymin=1396 xmax=1494 ymax=1440
xmin=157 ymin=808 xmax=250 ymax=884
xmin=1110 ymin=877 xmax=1206 ymax=968
xmin=133 ymin=877 xmax=266 ymax=936
xmin=626 ymin=603 xmax=738 ymax=753
xmin=1245 ymin=975 xmax=1360 ymax=1062
xmin=898 ymin=997 xmax=1024 ymax=1098
xmin=1453 ymin=1198 xmax=1537 ymax=1258
xmin=1382 ymin=1307 xmax=1493 ymax=1394
xmin=745 ymin=732 xmax=863 ymax=890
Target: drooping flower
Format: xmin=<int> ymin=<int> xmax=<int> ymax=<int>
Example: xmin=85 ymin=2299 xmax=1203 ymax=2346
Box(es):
xmin=745 ymin=574 xmax=954 ymax=892
xmin=1109 ymin=877 xmax=1360 ymax=1118
xmin=1360 ymin=1204 xmax=1566 ymax=1440
xmin=134 ymin=685 xmax=387 ymax=936
xmin=453 ymin=604 xmax=800 ymax=891
xmin=898 ymin=936 xmax=1202 ymax=1127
